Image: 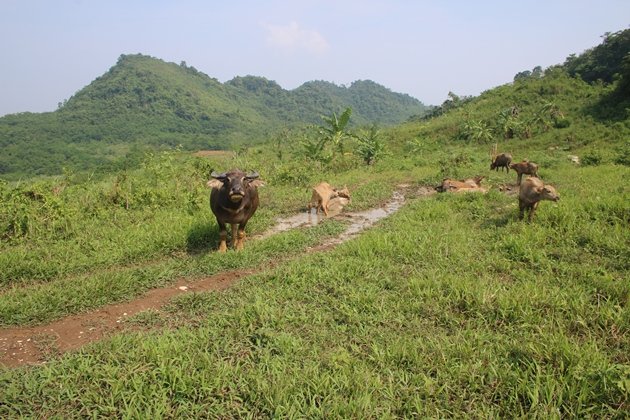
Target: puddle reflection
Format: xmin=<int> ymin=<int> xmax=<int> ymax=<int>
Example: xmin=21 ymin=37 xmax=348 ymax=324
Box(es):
xmin=258 ymin=191 xmax=405 ymax=245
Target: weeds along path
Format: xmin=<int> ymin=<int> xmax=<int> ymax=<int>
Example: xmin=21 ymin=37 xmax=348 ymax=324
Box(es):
xmin=0 ymin=185 xmax=434 ymax=368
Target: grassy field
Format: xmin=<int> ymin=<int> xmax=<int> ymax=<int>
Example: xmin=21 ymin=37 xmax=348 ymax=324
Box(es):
xmin=0 ymin=133 xmax=628 ymax=417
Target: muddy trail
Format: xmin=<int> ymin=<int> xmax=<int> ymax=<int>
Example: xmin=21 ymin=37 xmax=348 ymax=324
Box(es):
xmin=1 ymin=185 xmax=436 ymax=368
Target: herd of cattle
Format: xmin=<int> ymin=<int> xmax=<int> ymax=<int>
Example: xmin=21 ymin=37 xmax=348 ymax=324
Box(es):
xmin=437 ymin=150 xmax=559 ymax=222
xmin=207 ymin=151 xmax=559 ymax=251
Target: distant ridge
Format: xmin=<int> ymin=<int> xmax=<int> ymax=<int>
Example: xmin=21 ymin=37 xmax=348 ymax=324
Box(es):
xmin=0 ymin=53 xmax=429 ymax=178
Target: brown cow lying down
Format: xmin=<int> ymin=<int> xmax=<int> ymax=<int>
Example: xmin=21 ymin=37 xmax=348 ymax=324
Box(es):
xmin=207 ymin=169 xmax=265 ymax=252
xmin=309 ymin=182 xmax=351 ymax=216
xmin=518 ymin=176 xmax=559 ymax=221
xmin=436 ymin=176 xmax=487 ymax=193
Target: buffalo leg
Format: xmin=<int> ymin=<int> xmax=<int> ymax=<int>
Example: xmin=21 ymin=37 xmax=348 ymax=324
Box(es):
xmin=235 ymin=222 xmax=247 ymax=251
xmin=217 ymin=221 xmax=228 ymax=253
xmin=518 ymin=201 xmax=526 ymax=220
xmin=236 ymin=228 xmax=246 ymax=251
xmin=231 ymin=224 xmax=238 ymax=250
xmin=528 ymin=203 xmax=539 ymax=222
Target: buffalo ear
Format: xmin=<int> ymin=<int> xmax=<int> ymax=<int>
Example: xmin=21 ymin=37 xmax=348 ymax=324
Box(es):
xmin=249 ymin=179 xmax=265 ymax=188
xmin=206 ymin=179 xmax=223 ymax=189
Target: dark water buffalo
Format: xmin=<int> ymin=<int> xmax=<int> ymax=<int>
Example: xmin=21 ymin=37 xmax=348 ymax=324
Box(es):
xmin=518 ymin=176 xmax=559 ymax=222
xmin=490 ymin=153 xmax=513 ymax=172
xmin=207 ymin=170 xmax=264 ymax=252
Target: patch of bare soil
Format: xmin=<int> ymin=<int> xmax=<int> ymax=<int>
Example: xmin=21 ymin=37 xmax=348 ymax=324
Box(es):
xmin=0 ymin=185 xmax=434 ymax=368
xmin=0 ymin=271 xmax=253 ymax=368
xmin=497 ymin=183 xmax=520 ymax=196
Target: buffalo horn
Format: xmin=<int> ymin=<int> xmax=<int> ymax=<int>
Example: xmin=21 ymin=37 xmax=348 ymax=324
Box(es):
xmin=246 ymin=172 xmax=259 ymax=179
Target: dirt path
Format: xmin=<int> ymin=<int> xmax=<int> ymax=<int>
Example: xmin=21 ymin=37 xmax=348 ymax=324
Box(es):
xmin=0 ymin=186 xmax=432 ymax=368
xmin=0 ymin=271 xmax=248 ymax=367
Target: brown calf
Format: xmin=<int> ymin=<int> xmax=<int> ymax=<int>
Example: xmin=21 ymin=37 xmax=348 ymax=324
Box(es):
xmin=518 ymin=177 xmax=559 ymax=222
xmin=510 ymin=160 xmax=539 ymax=185
xmin=309 ymin=182 xmax=350 ymax=216
xmin=437 ymin=176 xmax=487 ymax=193
xmin=490 ymin=153 xmax=513 ymax=172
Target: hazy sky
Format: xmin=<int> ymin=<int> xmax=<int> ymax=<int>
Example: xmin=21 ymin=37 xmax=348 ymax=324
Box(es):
xmin=1 ymin=0 xmax=628 ymax=116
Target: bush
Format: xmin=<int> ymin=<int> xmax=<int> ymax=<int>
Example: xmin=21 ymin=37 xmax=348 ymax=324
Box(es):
xmin=554 ymin=118 xmax=571 ymax=129
xmin=614 ymin=142 xmax=630 ymax=166
xmin=581 ymin=152 xmax=602 ymax=166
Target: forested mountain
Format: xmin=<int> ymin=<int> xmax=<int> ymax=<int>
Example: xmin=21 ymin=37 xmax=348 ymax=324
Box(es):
xmin=0 ymin=54 xmax=428 ymax=179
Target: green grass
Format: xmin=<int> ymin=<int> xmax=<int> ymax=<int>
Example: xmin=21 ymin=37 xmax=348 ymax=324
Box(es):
xmin=0 ymin=217 xmax=347 ymax=327
xmin=1 ymin=152 xmax=628 ymax=417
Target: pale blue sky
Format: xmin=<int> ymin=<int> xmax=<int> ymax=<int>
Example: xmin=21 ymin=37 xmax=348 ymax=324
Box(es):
xmin=1 ymin=0 xmax=628 ymax=116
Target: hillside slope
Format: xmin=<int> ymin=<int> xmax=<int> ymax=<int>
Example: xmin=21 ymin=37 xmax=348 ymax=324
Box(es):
xmin=391 ymin=29 xmax=630 ymax=171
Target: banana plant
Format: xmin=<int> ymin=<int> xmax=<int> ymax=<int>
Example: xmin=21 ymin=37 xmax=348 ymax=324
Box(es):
xmin=354 ymin=124 xmax=387 ymax=165
xmin=318 ymin=107 xmax=353 ymax=154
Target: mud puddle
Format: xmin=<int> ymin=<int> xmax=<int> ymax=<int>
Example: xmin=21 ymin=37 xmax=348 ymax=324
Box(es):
xmin=0 ymin=187 xmax=416 ymax=368
xmin=259 ymin=189 xmax=408 ymax=244
xmin=317 ymin=191 xmax=406 ymax=247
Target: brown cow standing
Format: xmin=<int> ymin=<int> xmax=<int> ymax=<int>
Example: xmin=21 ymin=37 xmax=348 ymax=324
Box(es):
xmin=490 ymin=153 xmax=513 ymax=172
xmin=207 ymin=170 xmax=264 ymax=252
xmin=309 ymin=182 xmax=350 ymax=216
xmin=510 ymin=160 xmax=539 ymax=185
xmin=518 ymin=176 xmax=559 ymax=222
xmin=490 ymin=144 xmax=512 ymax=173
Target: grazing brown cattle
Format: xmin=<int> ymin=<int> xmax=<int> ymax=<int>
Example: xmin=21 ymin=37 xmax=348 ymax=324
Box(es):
xmin=437 ymin=176 xmax=487 ymax=193
xmin=309 ymin=182 xmax=350 ymax=216
xmin=518 ymin=177 xmax=559 ymax=221
xmin=490 ymin=153 xmax=513 ymax=172
xmin=510 ymin=160 xmax=539 ymax=185
xmin=490 ymin=143 xmax=512 ymax=173
xmin=207 ymin=169 xmax=265 ymax=252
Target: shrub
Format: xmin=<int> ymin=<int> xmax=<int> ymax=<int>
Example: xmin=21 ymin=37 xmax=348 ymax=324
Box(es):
xmin=582 ymin=152 xmax=602 ymax=166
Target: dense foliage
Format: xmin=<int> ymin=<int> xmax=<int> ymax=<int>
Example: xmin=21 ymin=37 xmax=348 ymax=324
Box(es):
xmin=564 ymin=29 xmax=630 ymax=84
xmin=0 ymin=55 xmax=428 ymax=180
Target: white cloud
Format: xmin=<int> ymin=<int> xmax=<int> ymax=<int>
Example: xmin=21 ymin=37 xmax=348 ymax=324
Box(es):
xmin=263 ymin=21 xmax=329 ymax=55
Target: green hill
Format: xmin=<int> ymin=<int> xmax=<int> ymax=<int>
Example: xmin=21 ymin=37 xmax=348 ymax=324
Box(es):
xmin=0 ymin=54 xmax=428 ymax=180
xmin=394 ymin=29 xmax=630 ymax=172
